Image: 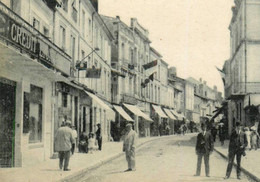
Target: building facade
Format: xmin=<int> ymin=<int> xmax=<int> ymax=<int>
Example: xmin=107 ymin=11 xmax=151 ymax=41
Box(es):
xmin=223 ymin=0 xmax=260 ymax=134
xmin=187 ymin=77 xmax=222 ymax=124
xmin=0 ymin=0 xmax=115 ymax=167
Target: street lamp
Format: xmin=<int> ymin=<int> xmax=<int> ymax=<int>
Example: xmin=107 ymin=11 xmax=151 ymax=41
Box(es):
xmin=75 ymin=47 xmax=100 ymax=80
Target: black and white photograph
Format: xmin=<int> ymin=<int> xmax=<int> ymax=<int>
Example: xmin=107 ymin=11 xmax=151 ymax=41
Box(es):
xmin=0 ymin=0 xmax=260 ymax=181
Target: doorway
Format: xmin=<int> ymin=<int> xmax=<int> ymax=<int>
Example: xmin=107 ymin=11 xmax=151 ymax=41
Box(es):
xmin=0 ymin=79 xmax=16 ymax=167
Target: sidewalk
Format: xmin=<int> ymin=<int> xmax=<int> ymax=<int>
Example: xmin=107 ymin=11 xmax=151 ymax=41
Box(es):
xmin=0 ymin=136 xmax=161 ymax=182
xmin=214 ymin=140 xmax=260 ymax=181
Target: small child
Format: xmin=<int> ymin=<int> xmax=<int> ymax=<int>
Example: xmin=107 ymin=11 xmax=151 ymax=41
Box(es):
xmin=88 ymin=133 xmax=95 ymax=154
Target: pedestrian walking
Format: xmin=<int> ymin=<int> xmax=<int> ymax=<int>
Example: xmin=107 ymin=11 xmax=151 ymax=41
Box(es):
xmin=71 ymin=125 xmax=77 ymax=155
xmin=54 ymin=120 xmax=74 ymax=171
xmin=251 ymin=128 xmax=259 ymax=150
xmin=211 ymin=125 xmax=218 ymax=142
xmin=123 ymin=123 xmax=137 ymax=172
xmin=219 ymin=124 xmax=225 ymax=146
xmin=96 ymin=123 xmax=102 ymax=150
xmin=244 ymin=127 xmax=251 ymax=150
xmin=194 ymin=123 xmax=214 ymax=177
xmin=224 ymin=122 xmax=248 ymax=180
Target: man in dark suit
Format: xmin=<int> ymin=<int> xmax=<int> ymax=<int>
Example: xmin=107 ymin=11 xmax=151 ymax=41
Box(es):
xmin=96 ymin=123 xmax=102 ymax=150
xmin=224 ymin=122 xmax=248 ymax=180
xmin=194 ymin=123 xmax=214 ymax=177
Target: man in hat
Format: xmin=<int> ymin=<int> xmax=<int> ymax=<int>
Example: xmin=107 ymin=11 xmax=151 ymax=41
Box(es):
xmin=123 ymin=123 xmax=137 ymax=172
xmin=194 ymin=122 xmax=214 ymax=177
xmin=224 ymin=122 xmax=248 ymax=180
xmin=96 ymin=123 xmax=102 ymax=150
xmin=54 ymin=120 xmax=74 ymax=171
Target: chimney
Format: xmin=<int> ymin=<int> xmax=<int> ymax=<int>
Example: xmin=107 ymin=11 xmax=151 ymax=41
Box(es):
xmin=213 ymin=85 xmax=217 ymax=91
xmin=203 ymin=81 xmax=207 ymax=85
xmin=199 ymin=78 xmax=202 ymax=82
xmin=116 ymin=16 xmax=120 ymax=20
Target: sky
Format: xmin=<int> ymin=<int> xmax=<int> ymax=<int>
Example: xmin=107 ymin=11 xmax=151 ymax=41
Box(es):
xmin=99 ymin=0 xmax=234 ymax=94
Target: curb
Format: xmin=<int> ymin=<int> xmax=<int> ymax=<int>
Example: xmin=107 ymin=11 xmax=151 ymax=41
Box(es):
xmin=214 ymin=148 xmax=260 ymax=182
xmin=58 ymin=137 xmax=162 ymax=182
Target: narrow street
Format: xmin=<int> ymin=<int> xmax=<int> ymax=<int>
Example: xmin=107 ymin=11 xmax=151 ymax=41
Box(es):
xmin=74 ymin=134 xmax=254 ymax=182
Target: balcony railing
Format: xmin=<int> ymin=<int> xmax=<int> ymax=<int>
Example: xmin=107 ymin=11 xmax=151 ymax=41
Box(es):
xmin=225 ymin=82 xmax=260 ymax=99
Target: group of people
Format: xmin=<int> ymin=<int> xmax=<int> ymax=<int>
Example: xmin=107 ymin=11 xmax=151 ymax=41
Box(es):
xmin=195 ymin=121 xmax=248 ymax=180
xmin=78 ymin=124 xmax=102 ymax=154
xmin=54 ymin=121 xmax=102 ymax=171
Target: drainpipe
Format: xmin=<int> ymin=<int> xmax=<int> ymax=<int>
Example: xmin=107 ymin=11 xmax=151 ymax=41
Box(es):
xmin=91 ymin=11 xmax=96 ymax=89
xmin=244 ymin=0 xmax=247 ymax=93
xmin=78 ymin=0 xmax=81 ymax=83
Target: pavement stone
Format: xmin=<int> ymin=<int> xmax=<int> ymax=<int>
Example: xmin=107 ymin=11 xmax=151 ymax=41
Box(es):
xmin=214 ymin=140 xmax=260 ymax=182
xmin=0 ymin=136 xmax=161 ymax=182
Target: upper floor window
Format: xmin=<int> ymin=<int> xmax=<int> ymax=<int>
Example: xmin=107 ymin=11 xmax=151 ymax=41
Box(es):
xmin=62 ymin=0 xmax=68 ymax=12
xmin=59 ymin=26 xmax=66 ymax=51
xmin=121 ymin=43 xmax=125 ymax=60
xmin=33 ymin=18 xmax=40 ymax=30
xmin=43 ymin=26 xmax=49 ymax=37
xmin=88 ymin=19 xmax=92 ymax=36
xmin=82 ymin=10 xmax=85 ymax=37
xmin=71 ymin=0 xmax=77 ymax=22
xmin=70 ymin=35 xmax=76 ymax=60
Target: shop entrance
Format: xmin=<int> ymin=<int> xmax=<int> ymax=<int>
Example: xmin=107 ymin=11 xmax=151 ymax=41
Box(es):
xmin=0 ymin=79 xmax=16 ymax=167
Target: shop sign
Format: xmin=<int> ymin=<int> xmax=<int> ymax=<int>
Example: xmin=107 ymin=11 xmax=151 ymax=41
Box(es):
xmin=122 ymin=94 xmax=137 ymax=105
xmin=0 ymin=3 xmax=70 ymax=70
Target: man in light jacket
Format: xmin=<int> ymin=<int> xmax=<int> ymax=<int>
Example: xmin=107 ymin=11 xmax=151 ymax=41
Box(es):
xmin=55 ymin=120 xmax=74 ymax=171
xmin=123 ymin=123 xmax=137 ymax=172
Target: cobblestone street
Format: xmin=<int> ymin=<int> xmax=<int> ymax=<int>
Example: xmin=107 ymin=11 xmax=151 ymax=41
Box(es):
xmin=75 ymin=135 xmax=255 ymax=182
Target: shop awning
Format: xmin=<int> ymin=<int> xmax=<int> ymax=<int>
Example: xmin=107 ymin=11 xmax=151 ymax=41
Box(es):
xmin=113 ymin=105 xmax=134 ymax=122
xmin=170 ymin=109 xmax=185 ymax=120
xmin=152 ymin=105 xmax=168 ymax=118
xmin=123 ymin=103 xmax=153 ymax=121
xmin=85 ymin=91 xmax=115 ymax=121
xmin=163 ymin=108 xmax=177 ymax=120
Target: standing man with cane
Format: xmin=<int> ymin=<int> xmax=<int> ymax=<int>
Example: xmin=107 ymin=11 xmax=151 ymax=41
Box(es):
xmin=224 ymin=122 xmax=247 ymax=180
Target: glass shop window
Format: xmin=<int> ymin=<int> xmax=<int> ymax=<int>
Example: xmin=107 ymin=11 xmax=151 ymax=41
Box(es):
xmin=23 ymin=85 xmax=43 ymax=143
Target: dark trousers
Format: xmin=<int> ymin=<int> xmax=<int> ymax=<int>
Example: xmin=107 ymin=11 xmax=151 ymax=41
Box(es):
xmin=97 ymin=137 xmax=102 ymax=150
xmin=225 ymin=152 xmax=242 ymax=177
xmin=196 ymin=153 xmax=210 ymax=176
xmin=59 ymin=151 xmax=71 ymax=170
xmin=71 ymin=143 xmax=75 ymax=155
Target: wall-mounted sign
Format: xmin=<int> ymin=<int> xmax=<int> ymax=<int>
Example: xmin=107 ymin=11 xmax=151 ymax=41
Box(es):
xmin=0 ymin=2 xmax=71 ymax=76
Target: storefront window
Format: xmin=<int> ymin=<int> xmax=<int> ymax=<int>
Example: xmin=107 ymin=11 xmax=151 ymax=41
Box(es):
xmin=23 ymin=85 xmax=43 ymax=143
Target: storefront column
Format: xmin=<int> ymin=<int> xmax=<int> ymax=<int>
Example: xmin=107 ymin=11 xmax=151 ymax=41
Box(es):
xmin=14 ymin=79 xmax=26 ymax=167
